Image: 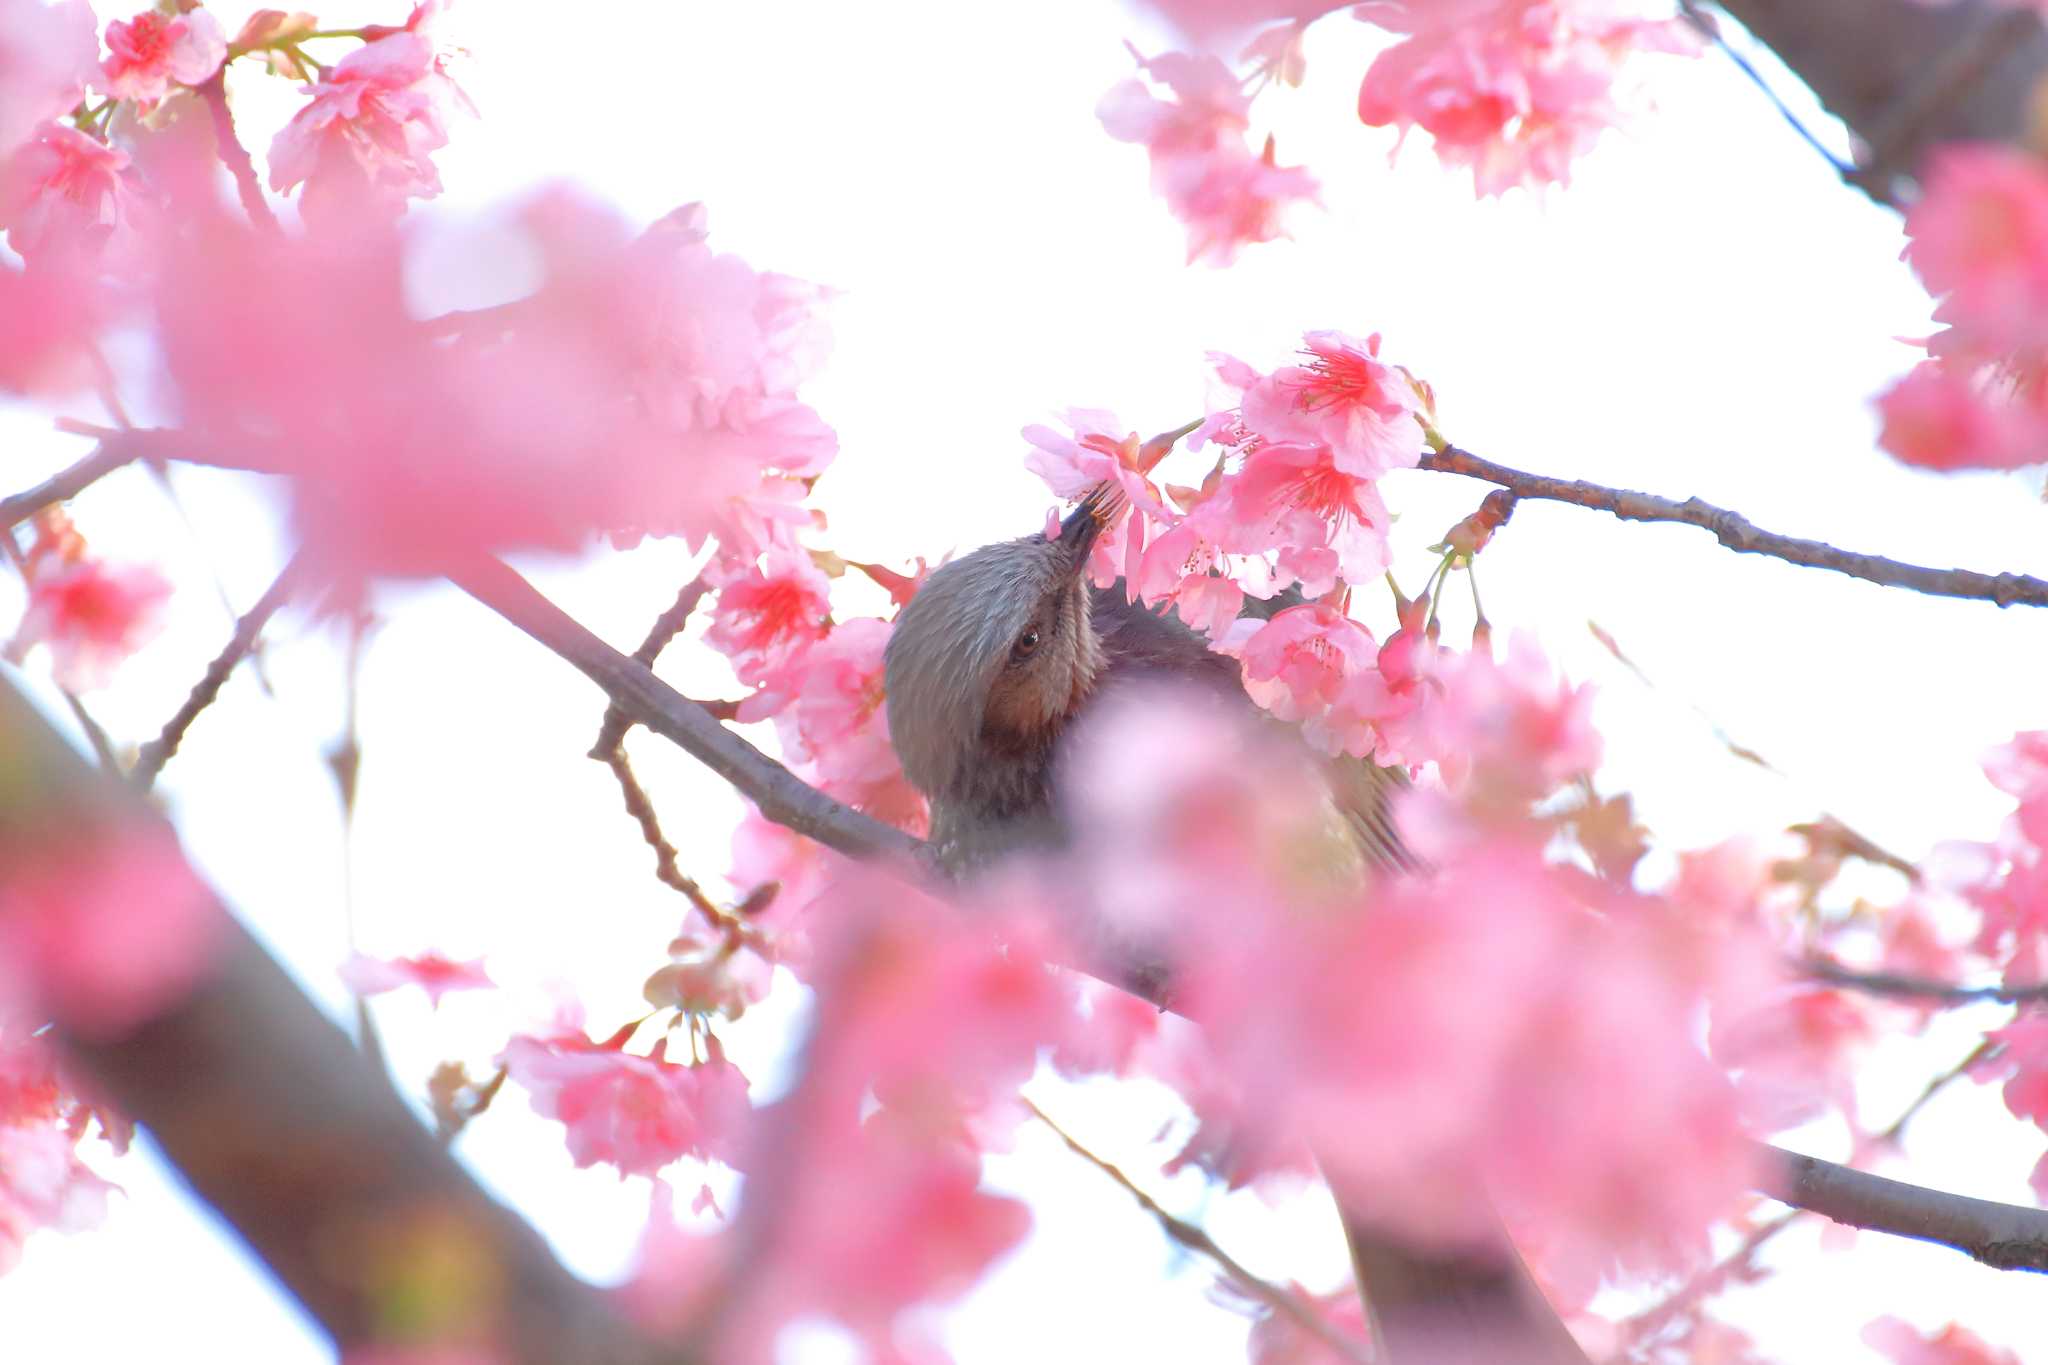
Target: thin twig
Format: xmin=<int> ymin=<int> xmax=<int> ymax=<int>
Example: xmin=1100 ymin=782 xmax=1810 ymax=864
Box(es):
xmin=1023 ymin=1096 xmax=1374 ymax=1364
xmin=1802 ymin=958 xmax=2048 ymax=1005
xmin=599 ymin=742 xmax=723 ymax=919
xmin=196 ymin=71 xmax=280 ymax=235
xmin=131 ymin=557 xmax=304 ymax=791
xmin=591 ymin=574 xmax=713 ymax=759
xmin=1421 ymin=446 xmax=2048 ymax=608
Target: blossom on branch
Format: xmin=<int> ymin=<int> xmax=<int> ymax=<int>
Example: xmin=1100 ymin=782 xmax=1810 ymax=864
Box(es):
xmin=0 ymin=0 xmax=97 ymax=159
xmin=268 ymin=29 xmax=464 ymax=226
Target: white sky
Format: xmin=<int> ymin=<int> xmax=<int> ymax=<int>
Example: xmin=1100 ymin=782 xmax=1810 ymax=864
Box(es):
xmin=5 ymin=1 xmax=2048 ymax=1361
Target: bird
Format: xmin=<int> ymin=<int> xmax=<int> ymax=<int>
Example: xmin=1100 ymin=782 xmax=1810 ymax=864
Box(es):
xmin=882 ymin=483 xmax=1590 ymax=1365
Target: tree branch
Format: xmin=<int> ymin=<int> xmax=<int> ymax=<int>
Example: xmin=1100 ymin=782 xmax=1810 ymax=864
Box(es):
xmin=1802 ymin=957 xmax=2048 ymax=1006
xmin=1757 ymin=1144 xmax=2048 ymax=1273
xmin=451 ymin=556 xmax=923 ymax=866
xmin=0 ymin=678 xmax=665 ymax=1365
xmin=1714 ymin=0 xmax=2048 ymax=203
xmin=1421 ymin=446 xmax=2048 ymax=608
xmin=454 ymin=557 xmax=2048 ymax=1286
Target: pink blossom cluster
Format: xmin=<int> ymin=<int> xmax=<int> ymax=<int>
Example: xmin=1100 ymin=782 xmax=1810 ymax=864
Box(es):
xmin=1878 ymin=145 xmax=2048 ymax=470
xmin=338 ymin=950 xmax=492 ymax=1009
xmin=1100 ymin=0 xmax=1690 ymax=252
xmin=266 ymin=22 xmax=463 ymax=228
xmin=1097 ymin=47 xmax=1318 ymax=265
xmin=1026 ymin=331 xmax=1474 ymax=763
xmin=140 ymin=190 xmax=839 ymax=582
xmin=1049 ymin=685 xmax=1767 ymax=1295
xmin=0 ymin=1026 xmax=117 ymax=1274
xmin=623 ymin=882 xmax=1103 ymax=1358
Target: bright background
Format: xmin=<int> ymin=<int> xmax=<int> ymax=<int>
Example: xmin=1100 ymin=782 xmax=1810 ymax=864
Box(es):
xmin=3 ymin=1 xmax=2047 ymax=1360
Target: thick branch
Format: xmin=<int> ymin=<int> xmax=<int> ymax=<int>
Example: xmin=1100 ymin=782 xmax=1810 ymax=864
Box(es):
xmin=1758 ymin=1144 xmax=2048 ymax=1273
xmin=1421 ymin=446 xmax=2048 ymax=608
xmin=1715 ymin=0 xmax=2048 ymax=202
xmin=0 ymin=678 xmax=662 ymax=1364
xmin=452 ymin=556 xmax=922 ymax=866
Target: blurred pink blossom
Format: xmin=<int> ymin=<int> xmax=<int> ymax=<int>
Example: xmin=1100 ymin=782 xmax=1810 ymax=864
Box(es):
xmin=1099 ymin=49 xmax=1317 ymax=264
xmin=100 ymin=7 xmax=228 ymax=106
xmin=1875 ymin=358 xmax=2044 ymax=471
xmin=338 ymin=951 xmax=493 ymax=1008
xmin=0 ymin=820 xmax=223 ymax=1039
xmin=0 ymin=262 xmax=104 ymax=395
xmin=1213 ymin=602 xmax=1385 ymax=757
xmin=754 ymin=618 xmax=925 ymax=830
xmin=8 ymin=513 xmax=171 ymax=693
xmin=1865 ymin=1317 xmax=2026 ymax=1365
xmin=1905 ymin=144 xmax=2048 ymax=357
xmin=1355 ymin=0 xmax=1692 ymax=196
xmin=0 ymin=1120 xmax=113 ymax=1274
xmin=0 ymin=0 xmax=97 ymax=158
xmin=0 ymin=121 xmax=149 ymax=265
xmin=500 ymin=1028 xmax=750 ymax=1178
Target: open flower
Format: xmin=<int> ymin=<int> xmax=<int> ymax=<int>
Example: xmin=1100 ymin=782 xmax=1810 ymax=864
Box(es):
xmin=100 ymin=6 xmax=227 ymax=107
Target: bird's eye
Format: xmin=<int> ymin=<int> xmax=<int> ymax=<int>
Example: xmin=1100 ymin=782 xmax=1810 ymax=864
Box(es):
xmin=1010 ymin=628 xmax=1042 ymax=663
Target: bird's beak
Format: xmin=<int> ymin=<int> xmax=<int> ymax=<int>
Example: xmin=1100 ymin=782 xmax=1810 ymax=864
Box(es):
xmin=1058 ymin=481 xmax=1126 ymax=565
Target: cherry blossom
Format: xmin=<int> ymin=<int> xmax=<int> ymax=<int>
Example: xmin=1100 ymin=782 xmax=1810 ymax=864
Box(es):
xmin=0 ymin=0 xmax=97 ymax=159
xmin=1355 ymin=0 xmax=1693 ymax=196
xmin=1230 ymin=330 xmax=1428 ymax=478
xmin=1212 ymin=602 xmax=1386 ymax=758
xmin=0 ymin=121 xmax=149 ymax=265
xmin=100 ymin=7 xmax=228 ymax=107
xmin=703 ymin=547 xmax=834 ymax=688
xmin=338 ymin=951 xmax=493 ymax=1008
xmin=8 ymin=513 xmax=172 ymax=692
xmin=1098 ymin=48 xmax=1317 ymax=264
xmin=268 ymin=30 xmax=462 ymax=226
xmin=499 ymin=1027 xmax=750 ymax=1178
xmin=0 ymin=1120 xmax=114 ymax=1274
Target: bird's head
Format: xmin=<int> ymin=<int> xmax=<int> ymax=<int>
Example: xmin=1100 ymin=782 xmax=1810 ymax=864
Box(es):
xmin=883 ymin=486 xmax=1119 ymax=801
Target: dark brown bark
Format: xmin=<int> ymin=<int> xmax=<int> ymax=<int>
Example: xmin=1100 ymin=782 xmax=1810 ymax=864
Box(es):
xmin=0 ymin=679 xmax=663 ymax=1365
